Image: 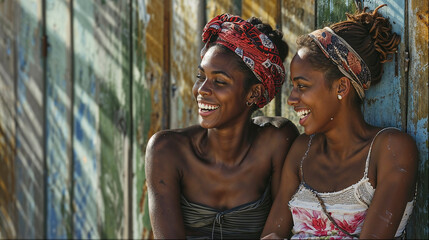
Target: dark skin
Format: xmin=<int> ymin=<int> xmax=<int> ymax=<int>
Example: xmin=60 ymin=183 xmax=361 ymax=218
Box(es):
xmin=262 ymin=48 xmax=418 ymax=239
xmin=145 ymin=45 xmax=299 ymax=239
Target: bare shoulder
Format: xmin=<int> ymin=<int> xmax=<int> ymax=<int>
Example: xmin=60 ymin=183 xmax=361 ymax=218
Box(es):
xmin=252 ymin=116 xmax=299 ymax=141
xmin=374 ymin=128 xmax=418 ymax=159
xmin=372 ymin=128 xmax=418 ymax=175
xmin=145 ymin=125 xmax=203 ymax=166
xmin=286 ymin=134 xmax=313 ymax=166
xmin=253 ymin=116 xmax=295 ymax=129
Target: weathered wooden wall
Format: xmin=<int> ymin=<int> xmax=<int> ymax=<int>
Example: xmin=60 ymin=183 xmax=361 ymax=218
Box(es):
xmin=45 ymin=0 xmax=72 ymax=238
xmin=0 ymin=0 xmax=427 ymax=239
xmin=406 ymin=0 xmax=428 ymax=237
xmin=0 ymin=0 xmax=17 ymax=238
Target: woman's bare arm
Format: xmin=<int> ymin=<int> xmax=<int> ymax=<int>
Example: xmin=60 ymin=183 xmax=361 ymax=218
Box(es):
xmin=360 ymin=130 xmax=418 ymax=239
xmin=261 ymin=135 xmax=307 ymax=238
xmin=145 ymin=131 xmax=186 ymax=239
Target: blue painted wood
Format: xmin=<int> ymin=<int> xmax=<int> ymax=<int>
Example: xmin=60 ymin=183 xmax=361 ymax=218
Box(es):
xmin=45 ymin=0 xmax=73 ymax=238
xmin=362 ymin=0 xmax=407 ymax=129
xmin=15 ymin=0 xmax=45 ymax=238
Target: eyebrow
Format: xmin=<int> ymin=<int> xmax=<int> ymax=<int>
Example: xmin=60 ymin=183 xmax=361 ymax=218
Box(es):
xmin=291 ymin=76 xmax=310 ymax=82
xmin=198 ymin=65 xmax=232 ymax=79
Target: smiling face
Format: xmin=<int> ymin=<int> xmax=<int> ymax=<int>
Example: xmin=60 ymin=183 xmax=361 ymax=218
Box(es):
xmin=288 ymin=47 xmax=340 ymax=135
xmin=193 ymin=45 xmax=252 ymax=129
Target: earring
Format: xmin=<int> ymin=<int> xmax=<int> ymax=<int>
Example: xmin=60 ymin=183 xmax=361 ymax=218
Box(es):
xmin=337 ymin=94 xmax=342 ymax=100
xmin=246 ymin=101 xmax=253 ymax=107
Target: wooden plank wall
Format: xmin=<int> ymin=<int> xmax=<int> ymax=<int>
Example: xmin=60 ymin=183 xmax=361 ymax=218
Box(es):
xmin=14 ymin=0 xmax=45 ymax=238
xmin=45 ymin=0 xmax=73 ymax=238
xmin=0 ymin=0 xmax=17 ymax=238
xmin=0 ymin=0 xmax=427 ymax=239
xmin=406 ymin=0 xmax=428 ymax=237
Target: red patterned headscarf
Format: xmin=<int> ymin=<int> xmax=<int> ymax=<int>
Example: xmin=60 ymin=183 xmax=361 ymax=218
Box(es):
xmin=309 ymin=27 xmax=371 ymax=99
xmin=201 ymin=13 xmax=286 ymax=108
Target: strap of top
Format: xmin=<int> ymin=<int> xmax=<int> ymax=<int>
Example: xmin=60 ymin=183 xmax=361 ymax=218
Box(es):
xmin=300 ymin=127 xmax=400 ymax=182
xmin=363 ymin=127 xmax=399 ymax=178
xmin=299 ymin=134 xmax=314 ymax=183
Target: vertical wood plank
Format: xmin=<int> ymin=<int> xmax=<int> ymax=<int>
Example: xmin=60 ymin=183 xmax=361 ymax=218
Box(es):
xmin=74 ymin=0 xmax=132 ymax=238
xmin=406 ymin=0 xmax=428 ymax=238
xmin=361 ymin=0 xmax=407 ymax=129
xmin=316 ymin=0 xmax=357 ymax=28
xmin=206 ymin=0 xmax=242 ymax=19
xmin=242 ymin=0 xmax=277 ymax=27
xmin=170 ymin=0 xmax=200 ymax=129
xmin=14 ymin=0 xmax=45 ymax=238
xmin=280 ymin=0 xmax=315 ymax=133
xmin=72 ymin=0 xmax=100 ymax=238
xmin=131 ymin=0 xmax=165 ymax=238
xmin=95 ymin=1 xmax=130 ymax=237
xmin=0 ymin=0 xmax=17 ymax=238
xmin=45 ymin=0 xmax=73 ymax=238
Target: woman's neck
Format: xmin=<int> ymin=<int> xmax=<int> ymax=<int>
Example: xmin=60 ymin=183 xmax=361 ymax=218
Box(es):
xmin=204 ymin=118 xmax=255 ymax=166
xmin=322 ymin=106 xmax=374 ymax=161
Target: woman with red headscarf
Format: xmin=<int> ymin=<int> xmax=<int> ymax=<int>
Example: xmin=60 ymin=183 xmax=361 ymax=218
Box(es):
xmin=145 ymin=14 xmax=299 ymax=239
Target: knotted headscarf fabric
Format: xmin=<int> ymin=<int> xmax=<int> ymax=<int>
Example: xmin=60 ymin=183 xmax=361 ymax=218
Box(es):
xmin=309 ymin=27 xmax=371 ymax=100
xmin=201 ymin=13 xmax=286 ymax=108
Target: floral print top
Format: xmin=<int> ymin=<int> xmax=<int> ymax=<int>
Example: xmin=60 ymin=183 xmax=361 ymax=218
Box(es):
xmin=289 ymin=129 xmax=415 ymax=239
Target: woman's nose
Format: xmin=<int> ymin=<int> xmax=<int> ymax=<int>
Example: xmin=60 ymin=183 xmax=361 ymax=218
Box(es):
xmin=198 ymin=79 xmax=212 ymax=96
xmin=287 ymin=88 xmax=299 ymax=106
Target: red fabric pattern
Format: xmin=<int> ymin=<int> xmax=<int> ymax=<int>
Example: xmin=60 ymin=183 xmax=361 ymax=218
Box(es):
xmin=201 ymin=14 xmax=285 ymax=108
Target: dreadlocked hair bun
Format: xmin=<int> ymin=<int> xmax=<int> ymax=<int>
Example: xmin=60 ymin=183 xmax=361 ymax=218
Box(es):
xmin=331 ymin=4 xmax=401 ymax=85
xmin=247 ymin=17 xmax=289 ymax=62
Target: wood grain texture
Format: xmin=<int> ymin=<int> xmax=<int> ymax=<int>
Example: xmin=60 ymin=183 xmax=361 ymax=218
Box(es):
xmin=14 ymin=0 xmax=45 ymax=238
xmin=207 ymin=0 xmax=242 ymax=20
xmin=362 ymin=0 xmax=406 ymax=129
xmin=170 ymin=0 xmax=200 ymax=129
xmin=406 ymin=0 xmax=428 ymax=238
xmin=45 ymin=0 xmax=73 ymax=238
xmin=131 ymin=0 xmax=166 ymax=238
xmin=0 ymin=0 xmax=17 ymax=238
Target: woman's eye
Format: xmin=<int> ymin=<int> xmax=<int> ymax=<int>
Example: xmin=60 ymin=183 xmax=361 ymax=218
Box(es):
xmin=196 ymin=75 xmax=205 ymax=81
xmin=214 ymin=79 xmax=226 ymax=85
xmin=297 ymin=84 xmax=306 ymax=89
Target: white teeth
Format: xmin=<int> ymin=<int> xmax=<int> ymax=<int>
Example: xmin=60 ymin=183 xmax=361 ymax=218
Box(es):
xmin=198 ymin=103 xmax=220 ymax=110
xmin=296 ymin=109 xmax=311 ymax=119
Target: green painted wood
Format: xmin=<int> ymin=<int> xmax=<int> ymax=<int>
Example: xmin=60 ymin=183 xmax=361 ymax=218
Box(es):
xmin=406 ymin=0 xmax=428 ymax=238
xmin=72 ymin=0 xmax=100 ymax=237
xmin=45 ymin=0 xmax=73 ymax=238
xmin=95 ymin=1 xmax=131 ymax=238
xmin=0 ymin=0 xmax=17 ymax=238
xmin=316 ymin=0 xmax=356 ymax=28
xmin=131 ymin=0 xmax=155 ymax=238
xmin=73 ymin=0 xmax=131 ymax=238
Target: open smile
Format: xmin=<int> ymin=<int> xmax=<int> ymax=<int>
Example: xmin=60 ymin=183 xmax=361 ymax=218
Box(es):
xmin=296 ymin=109 xmax=311 ymax=125
xmin=198 ymin=102 xmax=220 ymax=116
